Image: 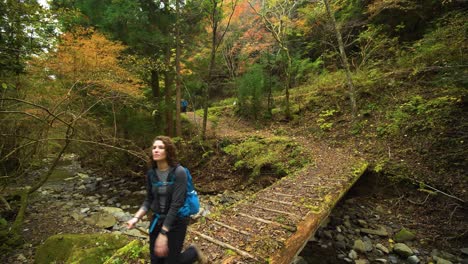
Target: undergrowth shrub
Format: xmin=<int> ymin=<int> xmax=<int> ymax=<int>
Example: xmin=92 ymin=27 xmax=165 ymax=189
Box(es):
xmin=378 ymin=95 xmax=460 ymax=137
xmin=236 ymin=64 xmax=269 ymax=120
xmin=398 ymin=11 xmax=467 ymax=82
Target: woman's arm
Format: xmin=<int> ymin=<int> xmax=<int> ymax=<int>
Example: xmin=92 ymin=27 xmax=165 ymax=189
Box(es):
xmin=127 ymin=170 xmax=153 ymax=229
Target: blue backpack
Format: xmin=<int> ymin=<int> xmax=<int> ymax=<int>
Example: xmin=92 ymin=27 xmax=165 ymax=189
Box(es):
xmin=150 ymin=165 xmax=200 ymax=218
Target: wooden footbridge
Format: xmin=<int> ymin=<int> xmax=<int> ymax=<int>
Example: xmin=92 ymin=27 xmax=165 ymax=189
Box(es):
xmin=185 ymin=143 xmax=368 ymax=263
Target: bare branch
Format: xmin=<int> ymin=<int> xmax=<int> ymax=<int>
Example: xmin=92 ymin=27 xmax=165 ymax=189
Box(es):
xmin=1 ymin=97 xmax=72 ymax=128
xmin=0 ymin=110 xmax=46 ymax=122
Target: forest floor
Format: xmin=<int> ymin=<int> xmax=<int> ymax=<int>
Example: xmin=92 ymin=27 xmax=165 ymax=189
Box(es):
xmin=185 ymin=111 xmax=467 ymax=263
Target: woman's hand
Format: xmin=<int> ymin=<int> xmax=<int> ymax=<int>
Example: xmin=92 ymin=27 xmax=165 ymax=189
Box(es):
xmin=126 ymin=217 xmax=139 ymax=229
xmin=155 ymin=233 xmax=169 ymax=257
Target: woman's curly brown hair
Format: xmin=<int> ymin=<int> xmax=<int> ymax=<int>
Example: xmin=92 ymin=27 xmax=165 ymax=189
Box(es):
xmin=149 ymin=136 xmax=178 ymax=168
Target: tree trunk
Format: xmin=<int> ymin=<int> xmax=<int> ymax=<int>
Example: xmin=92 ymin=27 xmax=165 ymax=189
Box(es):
xmin=285 ymin=48 xmax=292 ymax=120
xmin=202 ymin=0 xmax=219 ymax=140
xmin=323 ymin=0 xmax=357 ymax=117
xmin=151 ymin=70 xmax=163 ymax=133
xmin=151 ymin=70 xmax=160 ymax=99
xmin=175 ymin=0 xmax=182 ymax=137
xmin=165 ymin=46 xmax=174 ymax=137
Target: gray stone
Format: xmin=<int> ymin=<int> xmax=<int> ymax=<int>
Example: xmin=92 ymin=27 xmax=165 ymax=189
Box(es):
xmin=376 ymin=243 xmax=390 ymax=254
xmin=348 ymin=249 xmax=358 ymax=259
xmin=100 ymin=206 xmax=124 ymax=214
xmin=375 ymin=259 xmax=387 ymax=263
xmin=77 ymin=172 xmax=89 ymax=179
xmin=435 ymin=258 xmax=453 ymax=264
xmin=336 ymin=233 xmax=346 ymax=242
xmin=388 ymin=254 xmax=399 ymax=264
xmin=461 ymin=248 xmax=468 ymax=255
xmin=70 ymin=212 xmax=84 ymax=221
xmin=357 ymin=219 xmax=368 ymax=227
xmin=360 ymin=226 xmax=388 ymax=237
xmin=85 ymin=182 xmax=97 ymax=192
xmin=84 ymin=212 xmax=116 ymax=228
xmin=362 ymin=237 xmax=373 ymax=252
xmin=393 ymin=243 xmax=413 ymax=258
xmin=355 ymin=259 xmax=369 ymax=264
xmin=353 ymin=239 xmax=367 ymax=253
xmin=407 ymin=255 xmax=420 ymax=264
xmin=432 ymin=249 xmax=458 ymax=262
xmin=394 ymin=228 xmax=415 ymax=242
xmin=122 ymin=228 xmax=147 ymax=238
xmin=16 ymin=253 xmax=27 ymax=262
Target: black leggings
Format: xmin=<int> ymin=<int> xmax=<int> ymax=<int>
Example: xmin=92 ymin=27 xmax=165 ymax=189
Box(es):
xmin=149 ymin=217 xmax=197 ymax=264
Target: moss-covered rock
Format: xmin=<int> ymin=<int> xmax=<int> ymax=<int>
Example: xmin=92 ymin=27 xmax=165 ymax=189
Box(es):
xmin=103 ymin=239 xmax=149 ymax=264
xmin=35 ymin=233 xmax=130 ymax=264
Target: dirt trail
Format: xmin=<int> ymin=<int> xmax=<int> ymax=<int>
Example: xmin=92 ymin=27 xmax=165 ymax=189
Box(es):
xmin=185 ymin=111 xmax=275 ymax=139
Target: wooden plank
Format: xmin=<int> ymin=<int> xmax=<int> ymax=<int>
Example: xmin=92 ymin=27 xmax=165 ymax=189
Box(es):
xmin=238 ymin=213 xmax=296 ymax=232
xmin=208 ymin=218 xmax=252 ymax=236
xmin=251 ymin=205 xmax=301 ymax=219
xmin=259 ymin=197 xmax=293 ymax=205
xmin=190 ymin=230 xmax=259 ymax=261
xmin=271 ymin=192 xmax=296 ymax=197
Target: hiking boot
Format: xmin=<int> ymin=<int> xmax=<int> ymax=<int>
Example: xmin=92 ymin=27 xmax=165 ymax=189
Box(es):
xmin=192 ymin=244 xmax=208 ymax=264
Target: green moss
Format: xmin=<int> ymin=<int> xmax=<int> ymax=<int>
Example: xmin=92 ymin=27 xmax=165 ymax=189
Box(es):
xmin=352 ymin=162 xmax=369 ymax=177
xmin=35 ymin=234 xmax=130 ymax=264
xmin=222 ymin=136 xmax=309 ymax=182
xmin=104 ymin=239 xmax=148 ymax=264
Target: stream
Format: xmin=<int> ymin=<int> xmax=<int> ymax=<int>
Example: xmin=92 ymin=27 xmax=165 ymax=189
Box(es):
xmin=7 ymin=154 xmax=467 ymax=264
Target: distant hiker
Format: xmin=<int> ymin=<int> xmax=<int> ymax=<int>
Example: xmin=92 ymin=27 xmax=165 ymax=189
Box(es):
xmin=126 ymin=136 xmax=206 ymax=264
xmin=181 ymin=99 xmax=188 ymax=113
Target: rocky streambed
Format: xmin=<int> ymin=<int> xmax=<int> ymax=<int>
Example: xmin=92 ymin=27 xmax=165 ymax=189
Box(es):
xmin=296 ymin=186 xmax=467 ymax=264
xmin=4 ymin=155 xmax=467 ymax=264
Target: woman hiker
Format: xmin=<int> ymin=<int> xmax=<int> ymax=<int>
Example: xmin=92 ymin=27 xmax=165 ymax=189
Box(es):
xmin=126 ymin=136 xmax=207 ymax=263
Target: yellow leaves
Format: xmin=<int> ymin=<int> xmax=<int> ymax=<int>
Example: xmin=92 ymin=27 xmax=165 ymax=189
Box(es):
xmin=48 ymin=27 xmax=142 ymax=97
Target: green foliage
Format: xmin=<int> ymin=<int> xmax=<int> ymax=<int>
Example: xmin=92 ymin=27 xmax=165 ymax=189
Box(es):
xmin=354 ymin=25 xmax=399 ymax=69
xmin=236 ymin=64 xmax=269 ymax=120
xmin=291 ymin=56 xmax=322 ymax=86
xmin=222 ymin=136 xmax=309 ymax=183
xmin=316 ymin=109 xmax=338 ymax=131
xmin=398 ymin=11 xmax=467 ymax=75
xmin=378 ymin=95 xmax=460 ymax=136
xmin=0 ymin=0 xmax=50 ymax=75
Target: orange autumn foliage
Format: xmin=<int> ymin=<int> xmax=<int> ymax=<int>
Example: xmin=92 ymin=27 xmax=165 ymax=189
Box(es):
xmin=227 ymin=0 xmax=274 ymax=73
xmin=48 ymin=27 xmax=142 ymax=97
